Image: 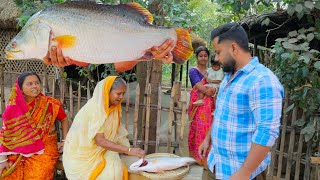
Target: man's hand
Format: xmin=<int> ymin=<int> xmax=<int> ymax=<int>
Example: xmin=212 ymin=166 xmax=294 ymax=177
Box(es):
xmin=43 ymin=46 xmax=89 ymax=67
xmin=230 ymin=168 xmax=251 ymax=180
xmin=198 ymin=137 xmax=210 ymax=159
xmin=149 ymin=39 xmax=175 ymax=64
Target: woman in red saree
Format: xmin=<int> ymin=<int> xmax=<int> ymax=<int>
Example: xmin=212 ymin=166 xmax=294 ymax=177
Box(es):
xmin=0 ymin=71 xmax=69 ymax=179
xmin=188 ymin=46 xmax=216 ymax=168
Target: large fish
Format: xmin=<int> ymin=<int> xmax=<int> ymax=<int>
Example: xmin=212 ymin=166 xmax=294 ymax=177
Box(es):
xmin=4 ymin=1 xmax=193 ymax=72
xmin=129 ymin=157 xmax=196 ymax=173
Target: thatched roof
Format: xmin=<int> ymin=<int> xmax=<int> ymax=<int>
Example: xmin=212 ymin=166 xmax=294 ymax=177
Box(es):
xmin=241 ymin=9 xmax=320 ymax=47
xmin=0 ymin=0 xmax=21 ymax=29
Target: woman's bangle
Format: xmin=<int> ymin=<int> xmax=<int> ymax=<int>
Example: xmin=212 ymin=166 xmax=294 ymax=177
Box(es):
xmin=0 ymin=159 xmax=8 ymax=164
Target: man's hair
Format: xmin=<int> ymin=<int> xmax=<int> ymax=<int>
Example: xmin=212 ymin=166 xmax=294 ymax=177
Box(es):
xmin=210 ymin=22 xmax=249 ymax=52
xmin=195 ymin=46 xmax=210 ymax=58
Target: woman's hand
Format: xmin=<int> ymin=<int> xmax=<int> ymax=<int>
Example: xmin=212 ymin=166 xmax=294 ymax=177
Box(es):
xmin=198 ymin=138 xmax=210 ymax=159
xmin=58 ymin=141 xmax=65 ymax=153
xmin=127 ymin=147 xmax=145 ymax=159
xmin=149 ymin=39 xmax=175 ymax=64
xmin=0 ymin=161 xmax=10 ymax=175
xmin=43 ymin=46 xmax=89 ymax=67
xmin=205 ymin=87 xmax=215 ymax=96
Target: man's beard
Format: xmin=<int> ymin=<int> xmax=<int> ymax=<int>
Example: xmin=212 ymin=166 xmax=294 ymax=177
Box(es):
xmin=222 ymin=57 xmax=236 ymax=73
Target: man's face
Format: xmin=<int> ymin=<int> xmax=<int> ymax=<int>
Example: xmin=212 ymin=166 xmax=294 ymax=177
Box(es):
xmin=212 ymin=37 xmax=236 ymax=73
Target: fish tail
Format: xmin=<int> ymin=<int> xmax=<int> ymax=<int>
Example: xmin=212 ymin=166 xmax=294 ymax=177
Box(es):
xmin=172 ymin=28 xmax=194 ymax=64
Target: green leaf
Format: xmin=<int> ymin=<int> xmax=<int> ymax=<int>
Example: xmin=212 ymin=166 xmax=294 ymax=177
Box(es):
xmin=295 ymin=4 xmax=303 ymax=13
xmin=314 ymin=61 xmax=320 ymax=70
xmin=310 ymin=49 xmax=320 ymax=54
xmin=316 ymin=19 xmax=320 ymax=31
xmin=301 ymin=121 xmax=316 ymax=142
xmin=299 ymin=55 xmax=311 ymax=64
xmin=288 ymin=30 xmax=298 ymax=37
xmin=314 ymin=32 xmax=320 ymax=40
xmin=307 ymin=33 xmax=315 ymax=41
xmin=297 ymin=34 xmax=307 ymax=40
xmin=297 ymin=10 xmax=304 ymax=20
xmin=294 ymin=118 xmax=305 ymax=127
xmin=307 ymin=27 xmax=316 ymax=32
xmin=287 ymin=4 xmax=295 ymax=16
xmin=285 ymin=103 xmax=294 ymax=113
xmin=288 ymin=38 xmax=298 ymax=43
xmin=304 ymin=1 xmax=314 ymax=10
xmin=261 ymin=18 xmax=270 ymax=26
xmin=282 ymin=42 xmax=294 ymax=49
xmin=298 ymin=28 xmax=306 ymax=34
xmin=281 ymin=53 xmax=291 ymax=60
xmin=315 ymin=1 xmax=320 ymax=10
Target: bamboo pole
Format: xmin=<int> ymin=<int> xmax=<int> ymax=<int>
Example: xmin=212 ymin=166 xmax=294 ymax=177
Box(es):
xmin=144 ymin=84 xmax=151 ymax=153
xmin=167 ymin=83 xmax=177 ymax=153
xmin=133 ymin=84 xmax=140 ymax=147
xmin=87 ymin=80 xmax=90 ymax=100
xmin=155 ymin=84 xmax=162 ymax=153
xmin=276 ymin=91 xmax=289 ymax=178
xmin=69 ymin=82 xmax=73 ymax=120
xmin=77 ymin=81 xmax=81 ymax=113
xmin=294 ymin=132 xmax=304 ymax=180
xmin=52 ymin=78 xmax=55 ymax=98
xmin=125 ymin=83 xmax=130 ymax=130
xmin=141 ymin=67 xmax=151 ymax=141
xmin=0 ymin=63 xmax=5 ymax=114
xmin=179 ymin=87 xmax=187 ymax=156
xmin=304 ymin=139 xmax=313 ymax=179
xmin=285 ymin=107 xmax=298 ymax=179
xmin=42 ymin=77 xmax=46 ymax=95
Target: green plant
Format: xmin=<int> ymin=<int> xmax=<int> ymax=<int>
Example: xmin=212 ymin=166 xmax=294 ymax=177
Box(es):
xmin=271 ymin=27 xmax=320 ymax=142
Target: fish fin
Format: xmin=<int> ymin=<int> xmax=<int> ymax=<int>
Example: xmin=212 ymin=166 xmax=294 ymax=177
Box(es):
xmin=172 ymin=28 xmax=194 ymax=64
xmin=114 ymin=61 xmax=138 ymax=72
xmin=125 ymin=2 xmax=153 ymax=24
xmin=52 ymin=35 xmax=77 ymax=49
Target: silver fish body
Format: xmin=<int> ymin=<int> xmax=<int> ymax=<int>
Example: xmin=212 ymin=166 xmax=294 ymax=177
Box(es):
xmin=130 ymin=157 xmax=196 ymax=173
xmin=5 ymin=2 xmax=193 ymax=66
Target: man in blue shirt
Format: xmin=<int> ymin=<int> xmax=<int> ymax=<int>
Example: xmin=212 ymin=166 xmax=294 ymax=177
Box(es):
xmin=199 ymin=23 xmax=284 ymax=180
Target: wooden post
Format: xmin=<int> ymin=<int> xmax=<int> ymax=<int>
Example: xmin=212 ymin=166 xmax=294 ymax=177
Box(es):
xmin=42 ymin=77 xmax=46 ymax=95
xmin=304 ymin=140 xmax=313 ymax=179
xmin=276 ymin=91 xmax=289 ymax=178
xmin=52 ymin=78 xmax=55 ymax=98
xmin=173 ymin=82 xmax=181 ymax=153
xmin=167 ymin=83 xmax=177 ymax=153
xmin=155 ymin=84 xmax=162 ymax=153
xmin=144 ymin=84 xmax=151 ymax=153
xmin=141 ymin=67 xmax=151 ymax=142
xmin=77 ymin=81 xmax=81 ymax=113
xmin=294 ymin=113 xmax=305 ymax=180
xmin=125 ymin=83 xmax=130 ymax=130
xmin=42 ymin=63 xmax=49 ymax=92
xmin=285 ymin=107 xmax=298 ymax=179
xmin=0 ymin=63 xmax=5 ymax=114
xmin=69 ymin=82 xmax=73 ymax=120
xmin=179 ymin=88 xmax=187 ymax=156
xmin=87 ymin=80 xmax=90 ymax=100
xmin=133 ymin=84 xmax=140 ymax=147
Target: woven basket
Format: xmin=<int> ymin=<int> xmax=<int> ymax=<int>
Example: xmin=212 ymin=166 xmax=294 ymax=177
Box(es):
xmin=139 ymin=153 xmax=190 ymax=180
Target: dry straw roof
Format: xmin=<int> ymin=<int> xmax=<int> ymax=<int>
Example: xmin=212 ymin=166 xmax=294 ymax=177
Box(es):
xmin=0 ymin=0 xmax=21 ymax=29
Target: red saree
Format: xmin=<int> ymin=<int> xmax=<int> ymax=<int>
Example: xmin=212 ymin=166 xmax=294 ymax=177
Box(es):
xmin=0 ymin=80 xmax=66 ymax=179
xmin=187 ymin=79 xmax=214 ymax=168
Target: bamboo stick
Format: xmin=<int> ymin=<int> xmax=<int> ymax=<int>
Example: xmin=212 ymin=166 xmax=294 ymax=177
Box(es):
xmin=69 ymin=82 xmax=73 ymax=120
xmin=294 ymin=132 xmax=304 ymax=180
xmin=167 ymin=83 xmax=176 ymax=153
xmin=155 ymin=84 xmax=162 ymax=153
xmin=285 ymin=107 xmax=298 ymax=180
xmin=304 ymin=140 xmax=312 ymax=179
xmin=125 ymin=83 xmax=130 ymax=130
xmin=276 ymin=90 xmax=289 ymax=178
xmin=0 ymin=63 xmax=5 ymax=114
xmin=133 ymin=84 xmax=140 ymax=147
xmin=52 ymin=78 xmax=55 ymax=98
xmin=144 ymin=84 xmax=151 ymax=153
xmin=87 ymin=80 xmax=90 ymax=100
xmin=179 ymin=87 xmax=187 ymax=156
xmin=42 ymin=76 xmax=46 ymax=95
xmin=77 ymin=81 xmax=81 ymax=113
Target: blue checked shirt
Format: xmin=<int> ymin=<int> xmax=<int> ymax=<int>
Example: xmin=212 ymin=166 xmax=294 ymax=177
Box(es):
xmin=207 ymin=57 xmax=284 ymax=179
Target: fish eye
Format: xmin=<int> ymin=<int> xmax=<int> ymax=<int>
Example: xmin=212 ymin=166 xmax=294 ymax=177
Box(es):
xmin=12 ymin=42 xmax=16 ymax=48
